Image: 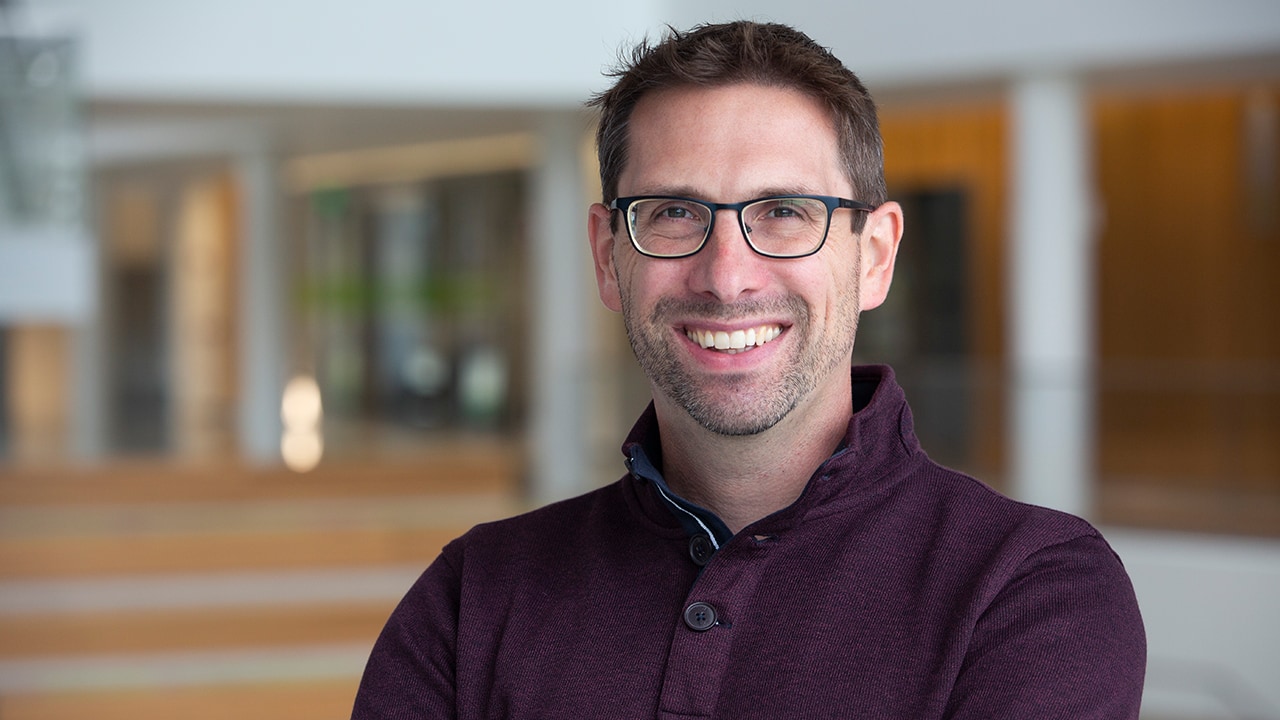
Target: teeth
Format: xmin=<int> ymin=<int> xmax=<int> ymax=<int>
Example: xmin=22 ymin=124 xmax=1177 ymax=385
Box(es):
xmin=685 ymin=325 xmax=783 ymax=353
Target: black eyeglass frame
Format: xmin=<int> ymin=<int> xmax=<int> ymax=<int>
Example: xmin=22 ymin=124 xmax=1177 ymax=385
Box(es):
xmin=608 ymin=194 xmax=876 ymax=259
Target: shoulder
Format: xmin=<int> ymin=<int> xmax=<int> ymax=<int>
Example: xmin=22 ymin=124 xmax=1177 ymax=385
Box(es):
xmin=380 ymin=481 xmax=639 ymax=636
xmin=438 ymin=478 xmax=671 ymax=581
xmin=450 ymin=480 xmax=628 ymax=552
xmin=948 ymin=515 xmax=1146 ymax=715
xmin=900 ymin=464 xmax=1147 ymax=714
xmin=909 ymin=458 xmax=1108 ymax=559
xmin=866 ymin=456 xmax=1140 ymax=622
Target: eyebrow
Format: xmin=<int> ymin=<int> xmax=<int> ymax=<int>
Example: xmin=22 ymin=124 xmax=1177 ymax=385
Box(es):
xmin=628 ymin=185 xmax=826 ymax=201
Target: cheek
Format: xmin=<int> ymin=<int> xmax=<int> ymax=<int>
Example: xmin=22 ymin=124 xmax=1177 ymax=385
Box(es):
xmin=608 ymin=248 xmax=642 ymax=308
xmin=834 ymin=246 xmax=863 ymax=303
xmin=799 ymin=254 xmax=859 ymax=310
xmin=618 ymin=258 xmax=684 ymax=306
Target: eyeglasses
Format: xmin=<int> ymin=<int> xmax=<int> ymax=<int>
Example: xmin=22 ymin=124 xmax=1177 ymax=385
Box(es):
xmin=609 ymin=194 xmax=875 ymax=259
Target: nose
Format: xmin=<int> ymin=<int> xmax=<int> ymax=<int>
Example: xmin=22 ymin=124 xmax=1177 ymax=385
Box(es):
xmin=686 ymin=208 xmax=767 ymax=303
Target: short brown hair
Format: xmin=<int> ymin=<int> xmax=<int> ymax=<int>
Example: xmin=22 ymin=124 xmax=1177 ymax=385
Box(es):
xmin=588 ymin=21 xmax=886 ymax=230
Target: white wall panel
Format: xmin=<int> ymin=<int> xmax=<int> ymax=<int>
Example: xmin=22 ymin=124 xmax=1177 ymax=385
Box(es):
xmin=669 ymin=0 xmax=1280 ymax=85
xmin=0 ymin=231 xmax=93 ymax=322
xmin=28 ymin=0 xmax=668 ymax=104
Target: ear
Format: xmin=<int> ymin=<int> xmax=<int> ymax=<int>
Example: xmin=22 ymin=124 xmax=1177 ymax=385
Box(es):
xmin=857 ymin=201 xmax=903 ymax=312
xmin=588 ymin=202 xmax=624 ymax=313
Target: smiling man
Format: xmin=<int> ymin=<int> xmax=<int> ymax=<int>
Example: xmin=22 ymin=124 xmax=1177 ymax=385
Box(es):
xmin=352 ymin=21 xmax=1146 ymax=720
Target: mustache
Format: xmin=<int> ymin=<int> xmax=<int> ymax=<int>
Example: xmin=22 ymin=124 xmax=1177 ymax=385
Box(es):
xmin=647 ymin=296 xmax=808 ymax=324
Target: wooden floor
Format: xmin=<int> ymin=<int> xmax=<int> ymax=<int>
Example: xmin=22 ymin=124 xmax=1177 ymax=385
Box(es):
xmin=0 ymin=443 xmax=526 ymax=720
xmin=0 ymin=681 xmax=364 ymax=720
xmin=3 ymin=443 xmax=1274 ymax=720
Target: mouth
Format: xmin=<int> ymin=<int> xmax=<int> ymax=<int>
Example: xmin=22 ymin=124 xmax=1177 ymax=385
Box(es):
xmin=683 ymin=324 xmax=784 ymax=355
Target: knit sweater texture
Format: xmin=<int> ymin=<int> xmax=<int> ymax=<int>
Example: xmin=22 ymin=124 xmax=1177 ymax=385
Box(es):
xmin=352 ymin=365 xmax=1146 ymax=719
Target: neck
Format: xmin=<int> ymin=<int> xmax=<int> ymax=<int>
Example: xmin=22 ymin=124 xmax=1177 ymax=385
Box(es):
xmin=654 ymin=383 xmax=852 ymax=534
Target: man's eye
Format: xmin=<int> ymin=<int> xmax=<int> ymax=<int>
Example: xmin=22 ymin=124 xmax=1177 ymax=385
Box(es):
xmin=650 ymin=203 xmax=703 ymax=222
xmin=752 ymin=197 xmax=824 ymax=222
xmin=756 ymin=201 xmax=814 ymax=222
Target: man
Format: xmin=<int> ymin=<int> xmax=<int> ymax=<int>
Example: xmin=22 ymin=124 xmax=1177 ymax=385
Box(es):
xmin=353 ymin=21 xmax=1145 ymax=719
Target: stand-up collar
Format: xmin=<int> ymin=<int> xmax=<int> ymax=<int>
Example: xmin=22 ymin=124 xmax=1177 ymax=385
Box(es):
xmin=621 ymin=365 xmax=925 ymax=544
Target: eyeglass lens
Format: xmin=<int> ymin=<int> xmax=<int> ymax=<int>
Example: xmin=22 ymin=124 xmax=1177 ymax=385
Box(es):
xmin=627 ymin=197 xmax=831 ymax=257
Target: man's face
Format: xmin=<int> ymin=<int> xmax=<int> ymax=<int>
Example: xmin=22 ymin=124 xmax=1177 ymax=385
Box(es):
xmin=588 ymin=83 xmax=900 ymax=436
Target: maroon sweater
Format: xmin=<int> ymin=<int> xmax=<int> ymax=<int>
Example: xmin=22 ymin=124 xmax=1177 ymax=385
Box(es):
xmin=353 ymin=366 xmax=1145 ymax=719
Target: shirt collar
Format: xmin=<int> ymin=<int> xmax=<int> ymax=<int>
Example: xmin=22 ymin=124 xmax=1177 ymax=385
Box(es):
xmin=624 ymin=442 xmax=734 ymax=549
xmin=619 ymin=364 xmax=919 ymax=544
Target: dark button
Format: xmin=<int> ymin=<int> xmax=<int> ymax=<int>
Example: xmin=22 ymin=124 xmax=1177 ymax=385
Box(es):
xmin=688 ymin=534 xmax=715 ymax=566
xmin=683 ymin=601 xmax=718 ymax=631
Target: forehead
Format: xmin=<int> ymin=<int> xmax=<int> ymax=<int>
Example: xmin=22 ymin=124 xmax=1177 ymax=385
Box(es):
xmin=621 ymin=83 xmax=848 ymax=198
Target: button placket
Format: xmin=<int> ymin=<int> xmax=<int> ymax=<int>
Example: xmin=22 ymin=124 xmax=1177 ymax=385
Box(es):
xmin=658 ymin=538 xmax=775 ymax=717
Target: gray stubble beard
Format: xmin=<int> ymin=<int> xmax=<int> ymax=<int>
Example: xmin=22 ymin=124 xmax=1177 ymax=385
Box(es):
xmin=620 ymin=292 xmax=859 ymax=437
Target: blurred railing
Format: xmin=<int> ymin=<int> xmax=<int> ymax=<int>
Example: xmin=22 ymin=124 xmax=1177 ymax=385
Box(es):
xmin=885 ymin=356 xmax=1280 ymax=537
xmin=1095 ymin=358 xmax=1280 ymax=537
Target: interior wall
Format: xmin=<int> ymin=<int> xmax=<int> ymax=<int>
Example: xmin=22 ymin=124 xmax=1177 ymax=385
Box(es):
xmin=170 ymin=173 xmax=238 ymax=459
xmin=874 ymin=82 xmax=1280 ymax=536
xmin=3 ymin=325 xmax=69 ymax=462
xmin=876 ymin=100 xmax=1008 ymax=482
xmin=1094 ymin=84 xmax=1280 ymax=535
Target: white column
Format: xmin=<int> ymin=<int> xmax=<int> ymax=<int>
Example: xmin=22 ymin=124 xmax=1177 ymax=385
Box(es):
xmin=529 ymin=113 xmax=589 ymax=505
xmin=1008 ymin=74 xmax=1094 ymax=517
xmin=236 ymin=145 xmax=286 ymax=464
xmin=70 ymin=231 xmax=106 ymax=460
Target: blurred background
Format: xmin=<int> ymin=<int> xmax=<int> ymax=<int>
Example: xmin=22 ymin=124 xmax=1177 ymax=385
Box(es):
xmin=0 ymin=0 xmax=1276 ymax=718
